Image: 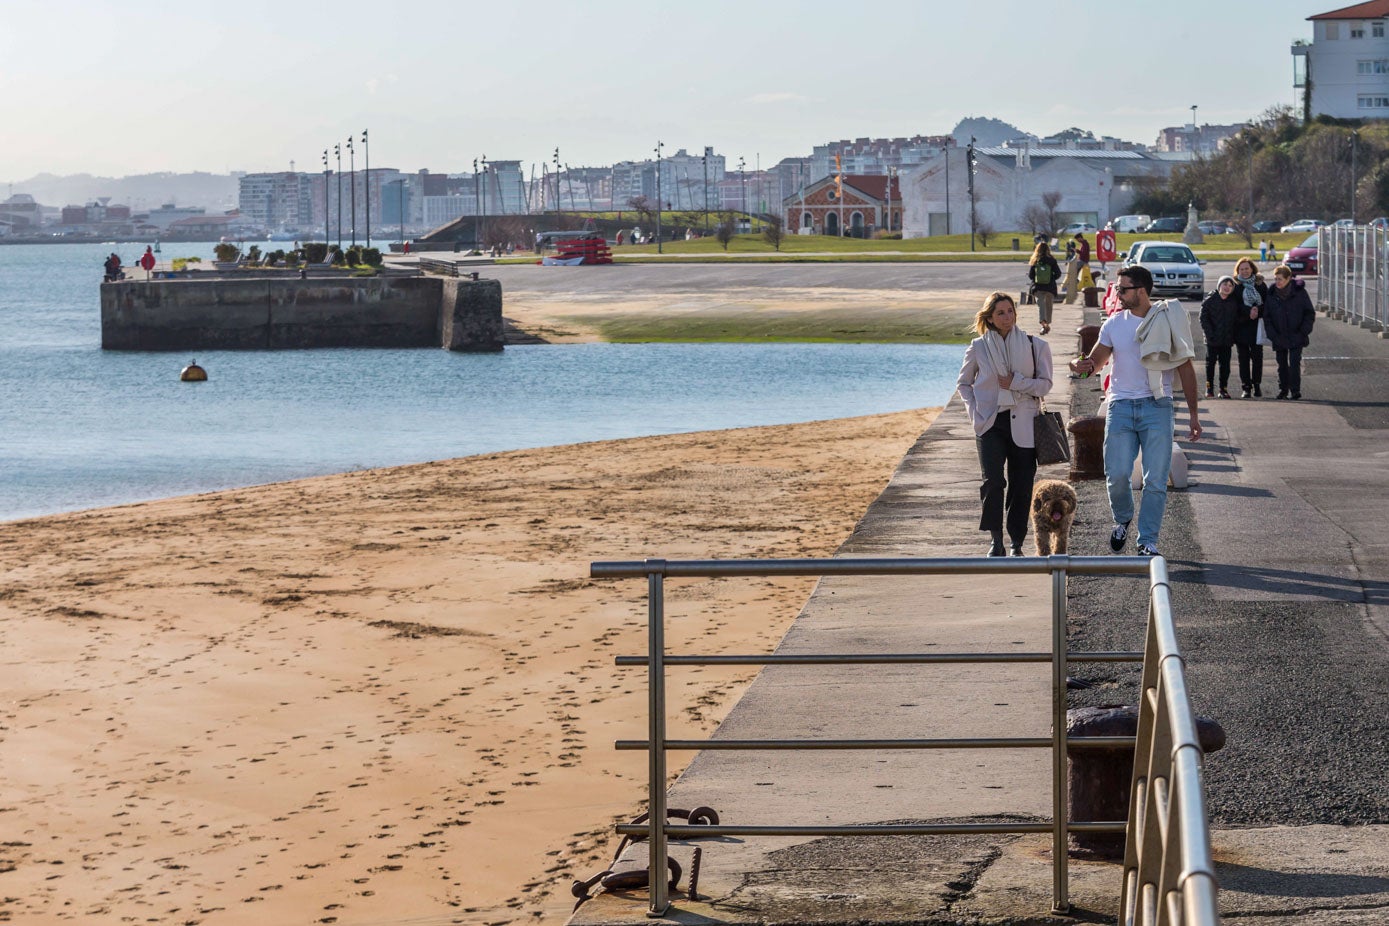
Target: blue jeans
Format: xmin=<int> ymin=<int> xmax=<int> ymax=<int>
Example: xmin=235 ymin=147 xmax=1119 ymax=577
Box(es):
xmin=1104 ymin=397 xmax=1175 ymax=549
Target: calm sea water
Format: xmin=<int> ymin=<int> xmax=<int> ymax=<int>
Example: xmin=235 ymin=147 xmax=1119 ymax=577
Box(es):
xmin=0 ymin=241 xmax=962 ymax=522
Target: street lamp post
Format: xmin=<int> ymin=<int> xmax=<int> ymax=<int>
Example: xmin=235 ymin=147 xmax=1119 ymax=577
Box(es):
xmin=1350 ymin=129 xmax=1359 ymax=224
xmin=654 ymin=141 xmax=664 ymax=254
xmin=885 ymin=166 xmax=896 ymax=234
xmin=473 ymin=159 xmax=480 ymax=248
xmin=335 ymin=144 xmax=343 ymax=249
xmin=347 ymin=135 xmax=356 ymax=248
xmin=393 ymin=178 xmax=406 ymax=247
xmin=362 ymin=129 xmax=370 ymax=248
xmin=966 ymin=136 xmax=977 ymax=252
xmin=702 ymin=147 xmax=709 ymax=235
xmin=738 ymin=156 xmax=746 ymax=231
xmin=944 ymin=146 xmax=951 ymax=236
xmin=321 ymin=150 xmax=331 ymax=248
xmin=553 ymin=147 xmax=562 ymax=214
xmin=480 ymin=156 xmax=489 ymax=248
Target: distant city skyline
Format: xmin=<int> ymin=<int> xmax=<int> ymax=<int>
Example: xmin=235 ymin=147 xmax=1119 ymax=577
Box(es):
xmin=5 ymin=0 xmax=1320 ymax=183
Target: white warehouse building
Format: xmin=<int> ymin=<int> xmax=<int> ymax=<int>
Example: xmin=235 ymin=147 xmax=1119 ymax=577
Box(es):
xmin=899 ymin=145 xmax=1182 ymax=238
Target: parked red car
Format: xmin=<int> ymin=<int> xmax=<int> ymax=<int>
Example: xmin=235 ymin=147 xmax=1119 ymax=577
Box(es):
xmin=1285 ymin=233 xmax=1319 ymax=276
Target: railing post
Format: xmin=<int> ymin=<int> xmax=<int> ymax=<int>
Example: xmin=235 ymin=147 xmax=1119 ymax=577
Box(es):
xmin=646 ymin=560 xmax=669 ymax=917
xmin=1051 ymin=561 xmax=1070 ymax=914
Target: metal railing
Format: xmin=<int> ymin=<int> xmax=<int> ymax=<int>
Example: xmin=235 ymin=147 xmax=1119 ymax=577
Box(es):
xmin=1317 ymin=225 xmax=1389 ymax=332
xmin=1121 ymin=559 xmax=1220 ymax=926
xmin=590 ymin=554 xmax=1220 ymax=921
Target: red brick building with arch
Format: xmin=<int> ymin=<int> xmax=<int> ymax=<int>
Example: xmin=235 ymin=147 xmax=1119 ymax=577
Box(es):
xmin=782 ymin=174 xmax=902 ymax=237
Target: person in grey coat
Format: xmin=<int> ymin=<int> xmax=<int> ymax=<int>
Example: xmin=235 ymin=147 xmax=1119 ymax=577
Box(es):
xmin=1263 ymin=265 xmax=1316 ymax=400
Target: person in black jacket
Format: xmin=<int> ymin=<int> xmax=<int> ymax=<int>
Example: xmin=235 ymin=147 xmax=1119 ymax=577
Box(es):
xmin=1230 ymin=258 xmax=1268 ymax=398
xmin=1264 ymin=265 xmax=1316 ymax=400
xmin=1199 ymin=275 xmax=1240 ymax=398
xmin=1027 ymin=241 xmax=1062 ymax=335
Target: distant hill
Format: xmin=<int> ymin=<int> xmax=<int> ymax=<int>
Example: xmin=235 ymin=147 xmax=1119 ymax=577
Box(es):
xmin=952 ymin=117 xmax=1033 ymax=147
xmin=3 ymin=172 xmax=239 ymax=212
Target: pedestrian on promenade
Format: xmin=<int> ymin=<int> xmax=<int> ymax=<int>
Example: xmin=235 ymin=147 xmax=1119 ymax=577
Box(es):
xmin=956 ymin=292 xmax=1055 ymax=557
xmin=1069 ymin=266 xmax=1202 ymax=556
xmin=1027 ymin=240 xmax=1062 ymax=335
xmin=1061 ymin=236 xmax=1084 ymax=305
xmin=1263 ymin=265 xmax=1316 ymax=400
xmin=1231 ymin=258 xmax=1267 ymax=398
xmin=1199 ymin=275 xmax=1240 ymax=398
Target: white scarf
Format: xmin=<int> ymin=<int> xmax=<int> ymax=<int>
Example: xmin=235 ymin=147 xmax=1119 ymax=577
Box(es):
xmin=981 ymin=326 xmax=1032 ymax=408
xmin=1135 ymin=299 xmax=1196 ymax=398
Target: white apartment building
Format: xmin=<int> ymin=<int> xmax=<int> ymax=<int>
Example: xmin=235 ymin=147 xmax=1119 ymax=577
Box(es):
xmin=1295 ymin=0 xmax=1389 ymax=119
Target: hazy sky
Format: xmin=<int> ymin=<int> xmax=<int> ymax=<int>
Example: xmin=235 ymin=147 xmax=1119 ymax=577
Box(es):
xmin=3 ymin=0 xmax=1322 ymax=181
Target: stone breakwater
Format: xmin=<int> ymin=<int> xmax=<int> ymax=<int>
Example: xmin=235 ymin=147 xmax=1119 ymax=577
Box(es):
xmin=100 ymin=275 xmax=503 ymax=351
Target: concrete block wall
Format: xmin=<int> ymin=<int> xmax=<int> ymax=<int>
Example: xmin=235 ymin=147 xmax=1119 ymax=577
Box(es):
xmin=100 ymin=276 xmax=502 ymax=352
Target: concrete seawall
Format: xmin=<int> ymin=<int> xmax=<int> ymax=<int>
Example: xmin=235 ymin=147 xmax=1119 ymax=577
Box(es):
xmin=100 ymin=275 xmax=503 ymax=351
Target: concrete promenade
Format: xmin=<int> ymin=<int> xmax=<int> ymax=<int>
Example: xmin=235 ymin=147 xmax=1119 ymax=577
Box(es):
xmin=570 ymin=282 xmax=1389 ymax=925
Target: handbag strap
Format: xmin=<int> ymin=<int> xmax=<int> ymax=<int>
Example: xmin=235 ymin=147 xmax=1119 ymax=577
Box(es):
xmin=1028 ymin=335 xmax=1048 ymax=414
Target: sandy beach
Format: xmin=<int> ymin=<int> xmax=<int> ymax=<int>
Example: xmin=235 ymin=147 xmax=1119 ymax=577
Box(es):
xmin=0 ymin=407 xmax=937 ymax=925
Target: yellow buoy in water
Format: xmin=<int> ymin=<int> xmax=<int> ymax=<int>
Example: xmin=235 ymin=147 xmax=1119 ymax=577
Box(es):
xmin=180 ymin=360 xmax=207 ymax=382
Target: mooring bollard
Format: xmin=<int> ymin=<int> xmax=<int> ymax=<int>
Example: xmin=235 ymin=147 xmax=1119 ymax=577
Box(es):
xmin=1077 ymin=324 xmax=1101 ymax=358
xmin=1066 ymin=706 xmax=1226 ymax=858
xmin=1068 ymin=416 xmax=1105 ymax=481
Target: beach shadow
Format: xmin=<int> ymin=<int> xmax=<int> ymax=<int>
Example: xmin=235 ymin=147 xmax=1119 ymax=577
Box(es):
xmin=1216 ymin=860 xmax=1389 ymax=899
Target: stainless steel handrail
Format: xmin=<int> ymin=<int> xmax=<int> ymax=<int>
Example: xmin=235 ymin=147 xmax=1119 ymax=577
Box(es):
xmin=592 ymin=554 xmax=1217 ymax=921
xmin=1120 ymin=558 xmax=1221 ymax=926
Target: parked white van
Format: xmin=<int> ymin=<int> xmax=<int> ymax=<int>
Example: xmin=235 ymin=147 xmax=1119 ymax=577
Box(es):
xmin=1110 ymin=215 xmax=1152 ymax=233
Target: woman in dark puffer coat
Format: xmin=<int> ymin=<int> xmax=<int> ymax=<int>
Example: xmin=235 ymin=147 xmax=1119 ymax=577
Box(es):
xmin=1263 ymin=265 xmax=1316 ymax=400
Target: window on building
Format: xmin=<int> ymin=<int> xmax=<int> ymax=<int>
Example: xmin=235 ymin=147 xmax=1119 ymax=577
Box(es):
xmin=1351 ymin=22 xmax=1366 ymax=39
xmin=1327 ymin=22 xmax=1340 ymax=39
xmin=1358 ymin=95 xmax=1389 ymax=108
xmin=1376 ymin=21 xmax=1386 ymax=37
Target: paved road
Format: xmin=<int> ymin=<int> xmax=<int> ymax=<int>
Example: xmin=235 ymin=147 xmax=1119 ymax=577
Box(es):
xmin=567 ymin=271 xmax=1389 ymax=924
xmin=1066 ymin=279 xmax=1389 ymax=831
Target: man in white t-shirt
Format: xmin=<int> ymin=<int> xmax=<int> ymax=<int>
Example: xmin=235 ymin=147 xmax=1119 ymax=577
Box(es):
xmin=1070 ymin=266 xmax=1202 ymax=556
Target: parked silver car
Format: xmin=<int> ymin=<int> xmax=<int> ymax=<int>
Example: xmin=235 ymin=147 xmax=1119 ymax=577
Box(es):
xmin=1120 ymin=241 xmax=1205 ymax=298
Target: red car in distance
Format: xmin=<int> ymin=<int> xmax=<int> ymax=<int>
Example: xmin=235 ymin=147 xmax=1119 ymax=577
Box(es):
xmin=1284 ymin=233 xmax=1319 ymax=276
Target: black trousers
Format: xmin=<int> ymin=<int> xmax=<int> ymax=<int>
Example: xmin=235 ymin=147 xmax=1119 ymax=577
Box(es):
xmin=1275 ymin=346 xmax=1304 ymax=395
xmin=976 ymin=414 xmax=1037 ymax=546
xmin=1236 ymin=343 xmax=1264 ymax=388
xmin=1205 ymin=345 xmax=1232 ymax=390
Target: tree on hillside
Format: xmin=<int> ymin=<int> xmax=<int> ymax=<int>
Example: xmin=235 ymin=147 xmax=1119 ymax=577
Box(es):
xmin=762 ymin=213 xmax=784 ymax=251
xmin=627 ymin=195 xmax=655 ymax=227
xmin=1041 ymin=191 xmax=1063 ymax=232
xmin=1021 ymin=204 xmax=1052 ymax=236
xmin=715 ymin=213 xmax=737 ymax=250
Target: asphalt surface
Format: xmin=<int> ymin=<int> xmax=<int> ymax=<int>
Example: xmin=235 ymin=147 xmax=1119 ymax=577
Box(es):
xmin=565 ymin=265 xmax=1389 ymax=924
xmin=1065 ymin=281 xmax=1389 ymax=828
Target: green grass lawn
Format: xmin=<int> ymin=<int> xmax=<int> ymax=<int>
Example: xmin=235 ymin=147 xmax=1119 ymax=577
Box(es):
xmin=488 ymin=229 xmax=1312 ymax=267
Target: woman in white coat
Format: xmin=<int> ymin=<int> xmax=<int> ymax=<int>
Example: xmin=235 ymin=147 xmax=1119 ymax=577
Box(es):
xmin=956 ymin=291 xmax=1055 ymax=556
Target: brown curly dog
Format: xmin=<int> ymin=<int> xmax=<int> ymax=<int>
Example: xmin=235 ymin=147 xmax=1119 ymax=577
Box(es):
xmin=1031 ymin=479 xmax=1078 ymax=555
